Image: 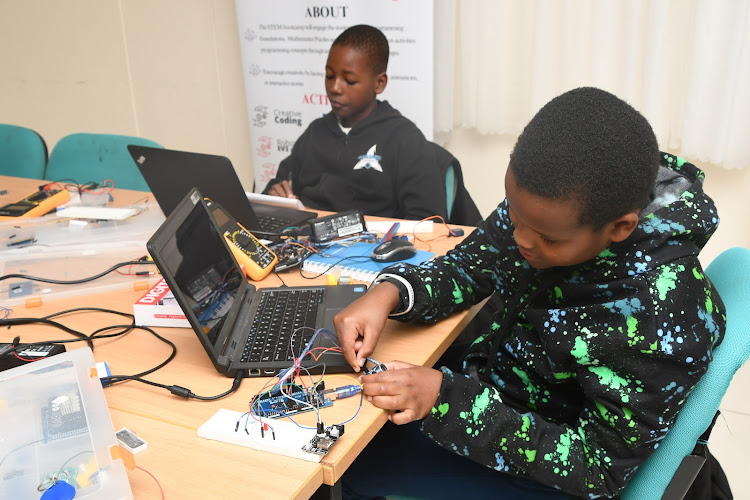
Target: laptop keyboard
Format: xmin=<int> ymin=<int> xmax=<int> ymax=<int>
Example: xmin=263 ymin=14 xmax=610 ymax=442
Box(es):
xmin=257 ymin=215 xmax=293 ymax=232
xmin=241 ymin=288 xmax=325 ymax=363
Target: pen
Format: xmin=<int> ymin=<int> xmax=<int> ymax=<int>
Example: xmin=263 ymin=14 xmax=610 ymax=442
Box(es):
xmin=377 ymin=222 xmax=400 ymax=246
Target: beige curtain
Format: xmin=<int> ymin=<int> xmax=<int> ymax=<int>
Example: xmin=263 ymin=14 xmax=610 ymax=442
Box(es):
xmin=434 ymin=0 xmax=750 ymax=169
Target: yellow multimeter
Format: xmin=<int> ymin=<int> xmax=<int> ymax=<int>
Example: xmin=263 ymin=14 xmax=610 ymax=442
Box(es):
xmin=206 ymin=198 xmax=278 ymax=281
xmin=0 ymin=187 xmax=71 ymax=220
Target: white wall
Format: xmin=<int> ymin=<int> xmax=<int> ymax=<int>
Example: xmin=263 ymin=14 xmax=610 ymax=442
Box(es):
xmin=2 ymin=0 xmax=747 ymax=264
xmin=0 ymin=0 xmax=254 ymax=188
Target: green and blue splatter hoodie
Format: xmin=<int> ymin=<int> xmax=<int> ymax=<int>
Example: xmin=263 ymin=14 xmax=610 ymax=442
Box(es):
xmin=383 ymin=153 xmax=725 ymax=498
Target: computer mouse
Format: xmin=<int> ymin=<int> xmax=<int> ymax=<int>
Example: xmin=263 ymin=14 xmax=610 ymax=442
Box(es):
xmin=371 ymin=238 xmax=418 ymax=262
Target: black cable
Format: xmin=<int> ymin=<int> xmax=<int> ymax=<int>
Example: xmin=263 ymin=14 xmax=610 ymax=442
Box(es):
xmin=1 ymin=305 xmax=241 ymax=401
xmin=0 ymin=308 xmax=176 ymax=379
xmin=1 ymin=317 xmax=96 ymax=349
xmin=103 ymin=369 xmax=245 ymax=401
xmin=0 ymin=307 xmax=140 ymax=349
xmin=0 ymin=260 xmax=154 ymax=285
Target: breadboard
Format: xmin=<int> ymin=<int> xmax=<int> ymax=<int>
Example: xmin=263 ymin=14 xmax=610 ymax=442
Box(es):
xmin=197 ymin=408 xmax=321 ymax=463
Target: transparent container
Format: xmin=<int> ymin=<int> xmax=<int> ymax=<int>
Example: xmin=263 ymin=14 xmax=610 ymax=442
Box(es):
xmin=0 ymin=347 xmax=133 ymax=499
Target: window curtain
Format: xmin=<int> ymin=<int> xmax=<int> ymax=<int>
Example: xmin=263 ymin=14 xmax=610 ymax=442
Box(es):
xmin=434 ymin=0 xmax=750 ymax=170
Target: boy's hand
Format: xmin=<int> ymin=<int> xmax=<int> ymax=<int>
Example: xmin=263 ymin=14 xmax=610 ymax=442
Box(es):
xmin=267 ymin=180 xmax=297 ymax=199
xmin=334 ymin=282 xmax=400 ymax=371
xmin=360 ymin=361 xmax=443 ymax=425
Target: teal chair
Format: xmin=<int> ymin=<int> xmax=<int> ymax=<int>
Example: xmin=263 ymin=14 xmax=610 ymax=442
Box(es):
xmin=45 ymin=132 xmax=162 ymax=191
xmin=429 ymin=142 xmax=482 ymax=226
xmin=622 ymin=247 xmax=750 ymax=499
xmin=0 ymin=123 xmax=48 ymax=179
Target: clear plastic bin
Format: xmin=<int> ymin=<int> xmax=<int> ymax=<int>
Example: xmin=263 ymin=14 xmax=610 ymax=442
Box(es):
xmin=0 ymin=347 xmax=133 ymax=499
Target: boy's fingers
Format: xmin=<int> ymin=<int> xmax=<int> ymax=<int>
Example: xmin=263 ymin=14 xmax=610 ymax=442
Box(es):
xmin=337 ymin=329 xmax=361 ymax=372
xmin=389 ymin=410 xmax=415 ymax=425
xmin=356 ymin=334 xmax=378 ymax=368
xmin=367 ymin=393 xmax=402 ymax=411
xmin=386 ymin=360 xmax=412 ymax=371
xmin=275 ymin=180 xmax=294 ymax=197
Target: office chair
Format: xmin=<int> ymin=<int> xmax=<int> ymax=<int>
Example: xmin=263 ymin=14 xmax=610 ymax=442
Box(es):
xmin=0 ymin=123 xmax=48 ymax=179
xmin=621 ymin=246 xmax=750 ymax=499
xmin=45 ymin=132 xmax=162 ymax=191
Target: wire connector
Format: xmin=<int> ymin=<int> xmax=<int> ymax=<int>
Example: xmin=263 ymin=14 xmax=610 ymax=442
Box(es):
xmin=168 ymin=385 xmax=193 ymax=398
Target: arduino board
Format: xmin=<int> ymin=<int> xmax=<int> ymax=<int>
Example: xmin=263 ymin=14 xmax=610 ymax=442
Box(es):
xmin=254 ymin=383 xmax=332 ymax=419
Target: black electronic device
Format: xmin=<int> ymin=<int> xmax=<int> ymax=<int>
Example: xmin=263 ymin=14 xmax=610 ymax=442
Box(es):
xmin=206 ymin=198 xmax=278 ymax=281
xmin=146 ymin=188 xmax=365 ymax=377
xmin=129 ymin=145 xmax=317 ymax=232
xmin=371 ymin=238 xmax=418 ymax=262
xmin=0 ymin=343 xmax=67 ymax=372
xmin=309 ymin=210 xmax=367 ymax=243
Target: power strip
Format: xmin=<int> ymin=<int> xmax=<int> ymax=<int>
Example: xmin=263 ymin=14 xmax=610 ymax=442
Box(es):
xmin=197 ymin=408 xmax=322 ymax=463
xmin=366 ymin=220 xmax=434 ymax=234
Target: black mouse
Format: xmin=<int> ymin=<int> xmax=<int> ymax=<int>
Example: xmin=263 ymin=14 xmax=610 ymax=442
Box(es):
xmin=371 ymin=238 xmax=418 ymax=262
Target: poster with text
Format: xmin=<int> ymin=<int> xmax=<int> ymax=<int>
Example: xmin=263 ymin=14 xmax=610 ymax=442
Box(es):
xmin=235 ymin=0 xmax=434 ymax=193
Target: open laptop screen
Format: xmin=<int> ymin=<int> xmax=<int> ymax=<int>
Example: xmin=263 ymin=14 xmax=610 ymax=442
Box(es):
xmin=158 ymin=198 xmax=243 ymax=348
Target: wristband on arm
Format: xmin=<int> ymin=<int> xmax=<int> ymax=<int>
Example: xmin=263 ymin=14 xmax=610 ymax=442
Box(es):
xmin=371 ymin=273 xmax=414 ymax=316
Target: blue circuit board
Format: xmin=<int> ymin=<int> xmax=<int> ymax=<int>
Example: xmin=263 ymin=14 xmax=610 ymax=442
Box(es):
xmin=254 ymin=384 xmax=332 ymax=419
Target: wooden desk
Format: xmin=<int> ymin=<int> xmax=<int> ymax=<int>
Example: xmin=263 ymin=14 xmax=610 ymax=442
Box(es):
xmin=0 ymin=175 xmax=478 ymax=497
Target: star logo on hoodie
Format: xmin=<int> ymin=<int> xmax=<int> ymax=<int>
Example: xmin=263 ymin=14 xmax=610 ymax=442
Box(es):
xmin=352 ymin=145 xmax=383 ymax=172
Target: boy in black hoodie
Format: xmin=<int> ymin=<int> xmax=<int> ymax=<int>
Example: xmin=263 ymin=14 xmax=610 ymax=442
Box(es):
xmin=335 ymin=87 xmax=726 ymax=499
xmin=263 ymin=25 xmax=446 ymax=221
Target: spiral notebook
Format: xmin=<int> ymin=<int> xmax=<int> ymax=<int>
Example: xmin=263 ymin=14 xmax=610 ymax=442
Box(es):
xmin=301 ymin=242 xmax=435 ymax=283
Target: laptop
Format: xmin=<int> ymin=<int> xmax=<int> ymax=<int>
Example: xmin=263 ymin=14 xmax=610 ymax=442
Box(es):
xmin=146 ymin=188 xmax=365 ymax=377
xmin=128 ymin=145 xmax=317 ymax=234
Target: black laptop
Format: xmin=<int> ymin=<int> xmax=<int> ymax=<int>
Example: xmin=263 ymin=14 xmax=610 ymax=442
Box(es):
xmin=129 ymin=145 xmax=317 ymax=233
xmin=146 ymin=188 xmax=365 ymax=377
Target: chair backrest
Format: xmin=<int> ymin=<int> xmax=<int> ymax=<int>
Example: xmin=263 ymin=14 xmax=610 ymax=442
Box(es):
xmin=0 ymin=123 xmax=48 ymax=179
xmin=622 ymin=247 xmax=750 ymax=499
xmin=429 ymin=142 xmax=482 ymax=226
xmin=45 ymin=133 xmax=162 ymax=191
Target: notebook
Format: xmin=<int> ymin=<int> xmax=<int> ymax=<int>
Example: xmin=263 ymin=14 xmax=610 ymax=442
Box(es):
xmin=128 ymin=145 xmax=318 ymax=233
xmin=302 ymin=241 xmax=435 ymax=283
xmin=146 ymin=188 xmax=366 ymax=377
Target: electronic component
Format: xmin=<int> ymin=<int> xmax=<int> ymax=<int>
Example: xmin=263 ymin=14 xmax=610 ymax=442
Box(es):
xmin=0 ymin=187 xmax=71 ymax=219
xmin=199 ymin=408 xmax=327 ymax=462
xmin=116 ymin=427 xmax=147 ymax=453
xmin=41 ymin=391 xmax=88 ymax=443
xmin=320 ymin=384 xmax=361 ymax=400
xmin=0 ymin=342 xmax=66 ymax=372
xmin=303 ymin=424 xmax=345 ymax=455
xmin=206 ymin=198 xmax=278 ymax=281
xmin=364 ymin=359 xmax=388 ymax=375
xmin=309 ymin=210 xmax=366 ymax=243
xmin=254 ymin=383 xmax=332 ymax=419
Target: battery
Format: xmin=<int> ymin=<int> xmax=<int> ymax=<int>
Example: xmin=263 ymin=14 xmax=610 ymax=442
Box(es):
xmin=0 ymin=343 xmax=67 ymax=372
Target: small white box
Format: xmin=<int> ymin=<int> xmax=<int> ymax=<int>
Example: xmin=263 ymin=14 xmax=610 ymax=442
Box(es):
xmin=133 ymin=278 xmax=190 ymax=328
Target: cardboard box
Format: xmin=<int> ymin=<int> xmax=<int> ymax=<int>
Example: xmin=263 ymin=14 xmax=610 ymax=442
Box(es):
xmin=133 ymin=278 xmax=190 ymax=328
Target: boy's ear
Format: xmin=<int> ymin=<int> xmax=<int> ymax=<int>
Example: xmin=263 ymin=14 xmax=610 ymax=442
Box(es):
xmin=374 ymin=72 xmax=388 ymax=95
xmin=607 ymin=212 xmax=640 ymax=243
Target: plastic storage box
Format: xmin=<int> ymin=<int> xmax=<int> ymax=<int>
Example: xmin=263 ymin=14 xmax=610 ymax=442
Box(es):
xmin=0 ymin=347 xmax=133 ymax=499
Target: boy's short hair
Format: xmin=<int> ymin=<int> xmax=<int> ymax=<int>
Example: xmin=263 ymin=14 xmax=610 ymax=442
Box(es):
xmin=509 ymin=87 xmax=660 ymax=230
xmin=332 ymin=24 xmax=389 ymax=75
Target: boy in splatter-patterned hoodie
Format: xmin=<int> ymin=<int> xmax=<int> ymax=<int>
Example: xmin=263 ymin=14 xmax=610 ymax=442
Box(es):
xmin=334 ymin=87 xmax=726 ymax=499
